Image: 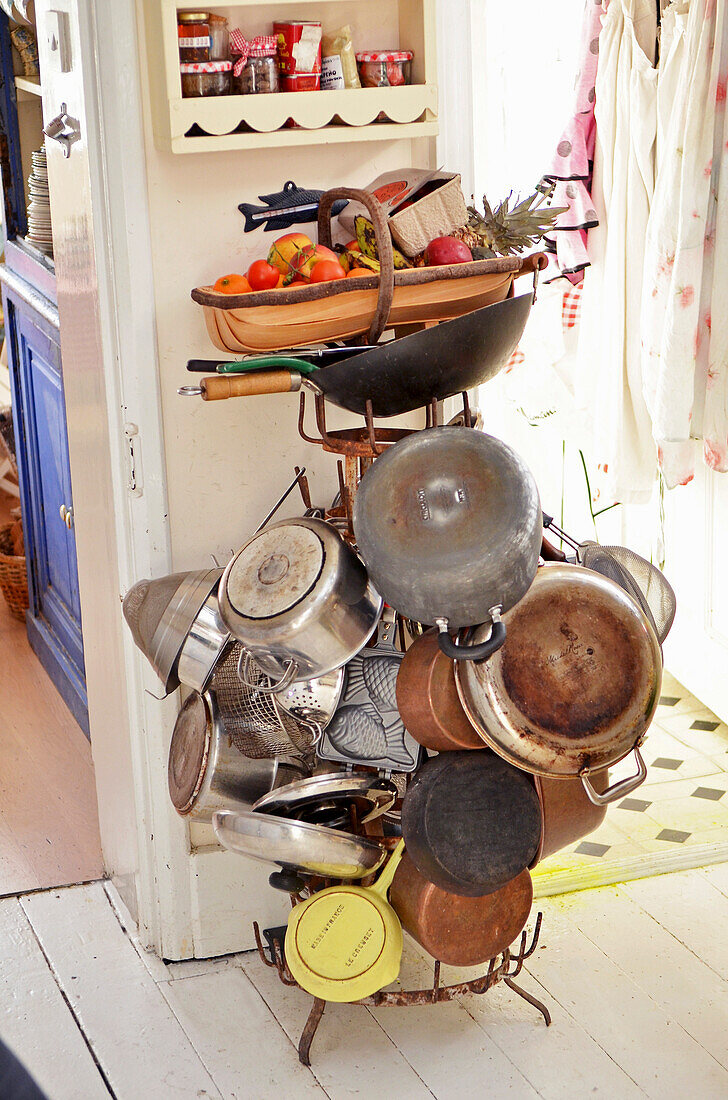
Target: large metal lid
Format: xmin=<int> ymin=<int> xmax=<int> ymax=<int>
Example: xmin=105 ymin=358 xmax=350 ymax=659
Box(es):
xmin=168 ymin=692 xmax=211 ymax=814
xmin=224 ymin=525 xmax=324 ymax=620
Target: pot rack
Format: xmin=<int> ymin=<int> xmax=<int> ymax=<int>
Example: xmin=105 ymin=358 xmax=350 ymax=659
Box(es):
xmin=253 ymin=912 xmax=549 ymax=1066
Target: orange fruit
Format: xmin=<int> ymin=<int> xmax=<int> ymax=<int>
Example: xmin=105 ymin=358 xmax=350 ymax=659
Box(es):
xmin=346 ymin=268 xmax=373 ymax=278
xmin=214 ymin=273 xmax=251 ymax=294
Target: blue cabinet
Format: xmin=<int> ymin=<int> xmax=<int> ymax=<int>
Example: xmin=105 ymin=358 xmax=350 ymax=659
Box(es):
xmin=3 ymin=271 xmax=88 ymax=735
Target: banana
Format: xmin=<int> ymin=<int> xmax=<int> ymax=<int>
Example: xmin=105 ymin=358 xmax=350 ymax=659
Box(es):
xmin=354 ymin=216 xmax=412 ymax=270
xmin=349 ymin=252 xmax=380 ymax=273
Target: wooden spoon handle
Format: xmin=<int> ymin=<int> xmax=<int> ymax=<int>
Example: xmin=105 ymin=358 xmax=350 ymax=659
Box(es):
xmin=200 ymin=371 xmax=301 ymax=401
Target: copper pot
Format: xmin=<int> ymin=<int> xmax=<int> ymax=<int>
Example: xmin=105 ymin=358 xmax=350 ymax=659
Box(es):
xmin=396 ymin=629 xmax=483 ymax=751
xmin=390 ymin=854 xmax=533 ymax=966
xmin=531 ymin=774 xmax=608 ymax=865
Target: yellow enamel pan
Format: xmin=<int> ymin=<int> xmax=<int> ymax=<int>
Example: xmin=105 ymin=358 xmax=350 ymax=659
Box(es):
xmin=285 ymin=840 xmax=406 ymax=1003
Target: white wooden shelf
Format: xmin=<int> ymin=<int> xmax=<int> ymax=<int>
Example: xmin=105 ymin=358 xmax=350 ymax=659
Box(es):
xmin=150 ymin=0 xmax=438 ymax=153
xmin=15 ymin=75 xmax=42 ymax=99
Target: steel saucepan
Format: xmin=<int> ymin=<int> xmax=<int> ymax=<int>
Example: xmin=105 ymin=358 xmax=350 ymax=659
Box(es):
xmin=455 ymin=564 xmax=662 ymax=805
xmin=176 ymin=591 xmax=231 ymax=693
xmin=167 ymin=690 xmax=306 ymax=821
xmin=218 ymin=516 xmax=382 ymax=691
xmin=212 ymin=809 xmax=386 ymax=880
xmin=252 ymin=772 xmax=397 ymax=824
xmin=353 ymin=427 xmax=542 ymax=662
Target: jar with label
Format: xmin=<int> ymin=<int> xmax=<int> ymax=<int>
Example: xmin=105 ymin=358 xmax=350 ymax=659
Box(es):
xmin=234 ymin=38 xmax=280 ymax=94
xmin=180 ymin=60 xmax=232 ymax=98
xmin=178 ymin=11 xmax=211 ymax=64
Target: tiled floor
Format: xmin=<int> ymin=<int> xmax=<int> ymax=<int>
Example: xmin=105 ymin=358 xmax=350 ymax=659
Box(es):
xmin=533 ymin=670 xmax=728 ymax=895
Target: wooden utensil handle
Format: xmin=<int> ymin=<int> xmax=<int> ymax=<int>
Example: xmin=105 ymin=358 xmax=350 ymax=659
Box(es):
xmin=201 ymin=371 xmax=299 ymax=401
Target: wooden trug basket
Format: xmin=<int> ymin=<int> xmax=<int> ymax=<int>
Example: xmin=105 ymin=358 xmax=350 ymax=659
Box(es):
xmin=191 ymin=187 xmax=535 ymax=354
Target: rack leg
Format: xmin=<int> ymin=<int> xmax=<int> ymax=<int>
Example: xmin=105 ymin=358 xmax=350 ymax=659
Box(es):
xmin=299 ymin=998 xmax=326 ymax=1066
xmin=503 ymin=977 xmax=551 ymax=1026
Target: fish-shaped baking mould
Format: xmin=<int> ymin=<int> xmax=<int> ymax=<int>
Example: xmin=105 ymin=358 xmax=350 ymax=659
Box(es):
xmin=238 ymin=180 xmax=349 ymax=233
xmin=317 ymin=617 xmax=420 ymax=774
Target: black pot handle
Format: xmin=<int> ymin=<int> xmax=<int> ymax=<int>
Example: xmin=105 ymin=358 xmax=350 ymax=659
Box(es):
xmin=436 ymin=613 xmax=507 ymax=662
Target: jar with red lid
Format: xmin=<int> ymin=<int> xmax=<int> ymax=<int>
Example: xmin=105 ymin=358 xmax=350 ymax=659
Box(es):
xmin=180 ymin=60 xmax=232 ymax=98
xmin=178 ymin=11 xmax=211 ymax=64
xmin=356 ymin=50 xmax=413 ymax=88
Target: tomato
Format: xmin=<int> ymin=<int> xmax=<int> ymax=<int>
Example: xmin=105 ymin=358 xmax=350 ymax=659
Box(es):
xmin=310 ymin=259 xmax=346 ymax=284
xmin=247 ymin=259 xmax=281 ymax=291
xmin=213 ymin=274 xmax=251 ymax=294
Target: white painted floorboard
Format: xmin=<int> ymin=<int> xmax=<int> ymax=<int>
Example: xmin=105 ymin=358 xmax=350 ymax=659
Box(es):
xmin=4 ymin=870 xmax=728 ymax=1099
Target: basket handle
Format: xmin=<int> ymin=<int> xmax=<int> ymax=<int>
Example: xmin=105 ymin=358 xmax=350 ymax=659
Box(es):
xmin=318 ymin=187 xmax=395 ymax=345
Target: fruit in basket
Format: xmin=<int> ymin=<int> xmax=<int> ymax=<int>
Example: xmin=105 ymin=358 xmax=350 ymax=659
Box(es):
xmin=213 ymin=273 xmax=251 ymax=294
xmin=350 ymin=253 xmax=381 ymax=274
xmin=354 ymin=216 xmax=412 ymax=270
xmin=289 ymin=244 xmax=339 ymax=281
xmin=247 ymin=259 xmax=281 ymax=291
xmin=267 ymin=232 xmax=314 ymax=274
xmin=424 ymin=236 xmax=473 ymax=266
xmin=455 ymin=189 xmax=567 ymax=256
xmin=338 ymin=240 xmax=361 ymax=272
xmin=347 ymin=268 xmax=375 ymax=279
xmin=310 ymin=259 xmax=347 ymax=283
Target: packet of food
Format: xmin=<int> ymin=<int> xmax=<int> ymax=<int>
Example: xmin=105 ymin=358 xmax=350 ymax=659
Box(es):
xmin=321 ymin=25 xmax=361 ymax=89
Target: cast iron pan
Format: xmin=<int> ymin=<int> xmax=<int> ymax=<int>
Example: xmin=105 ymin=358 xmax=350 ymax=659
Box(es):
xmin=401 ymin=750 xmax=542 ymax=897
xmin=179 ymin=291 xmax=534 ymax=418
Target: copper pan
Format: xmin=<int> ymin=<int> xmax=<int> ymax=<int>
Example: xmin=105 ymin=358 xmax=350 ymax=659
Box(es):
xmin=531 ymin=773 xmax=608 ymax=865
xmin=390 ymin=854 xmax=533 ymax=967
xmin=396 ymin=629 xmax=483 ymax=751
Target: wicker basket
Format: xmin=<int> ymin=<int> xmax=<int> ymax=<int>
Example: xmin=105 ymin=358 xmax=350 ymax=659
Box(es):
xmin=0 ymin=521 xmax=29 ymax=622
xmin=192 ymin=187 xmax=543 ymax=353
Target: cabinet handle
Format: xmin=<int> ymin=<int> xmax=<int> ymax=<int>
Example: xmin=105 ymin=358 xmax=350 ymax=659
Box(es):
xmin=65 ymin=507 xmax=74 ymax=530
xmin=59 ymin=504 xmax=67 ymax=522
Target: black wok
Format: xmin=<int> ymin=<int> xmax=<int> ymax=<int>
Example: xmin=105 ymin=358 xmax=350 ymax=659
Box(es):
xmin=178 ymin=291 xmax=534 ymax=418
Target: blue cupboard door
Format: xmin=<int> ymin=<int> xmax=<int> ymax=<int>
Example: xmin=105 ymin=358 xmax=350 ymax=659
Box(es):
xmin=14 ymin=305 xmax=84 ymax=676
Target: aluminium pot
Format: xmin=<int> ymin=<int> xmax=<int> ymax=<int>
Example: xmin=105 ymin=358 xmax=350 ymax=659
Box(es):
xmin=455 ymin=564 xmax=662 ymax=805
xmin=219 ymin=516 xmax=382 ymax=690
xmin=353 ymin=427 xmax=542 ymax=663
xmin=167 ymin=690 xmax=306 ymax=822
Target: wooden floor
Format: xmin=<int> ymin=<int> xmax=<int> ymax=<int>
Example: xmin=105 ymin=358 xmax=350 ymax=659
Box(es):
xmin=0 ymin=579 xmax=103 ymax=895
xmin=2 ymin=866 xmax=728 ymax=1099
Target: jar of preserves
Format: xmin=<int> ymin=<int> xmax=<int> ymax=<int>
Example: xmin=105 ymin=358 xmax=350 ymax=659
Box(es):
xmin=234 ymin=37 xmax=280 ymax=94
xmin=178 ymin=11 xmax=211 ymax=64
xmin=355 ymin=50 xmax=413 ymax=88
xmin=180 ymin=60 xmax=232 ymax=98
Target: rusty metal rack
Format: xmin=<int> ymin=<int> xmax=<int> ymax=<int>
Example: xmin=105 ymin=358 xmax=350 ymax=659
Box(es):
xmin=253 ymin=912 xmax=550 ymax=1066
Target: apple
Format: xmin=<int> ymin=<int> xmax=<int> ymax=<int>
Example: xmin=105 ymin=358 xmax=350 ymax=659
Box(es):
xmin=424 ymin=236 xmax=473 ymax=266
xmin=289 ymin=244 xmax=339 ymax=281
xmin=267 ymin=232 xmax=314 ymax=275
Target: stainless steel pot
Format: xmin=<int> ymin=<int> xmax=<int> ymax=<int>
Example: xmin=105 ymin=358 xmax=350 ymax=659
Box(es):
xmin=252 ymin=772 xmax=397 ymax=824
xmin=353 ymin=428 xmax=542 ymax=663
xmin=219 ymin=517 xmax=382 ymax=690
xmin=177 ymin=591 xmax=231 ymax=693
xmin=455 ymin=564 xmax=662 ymax=805
xmin=167 ymin=690 xmax=306 ymax=822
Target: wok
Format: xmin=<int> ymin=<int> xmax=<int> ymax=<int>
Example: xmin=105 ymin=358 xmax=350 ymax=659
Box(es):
xmin=177 ymin=291 xmax=534 ymax=418
xmin=353 ymin=427 xmax=542 ymax=661
xmin=455 ymin=564 xmax=662 ymax=805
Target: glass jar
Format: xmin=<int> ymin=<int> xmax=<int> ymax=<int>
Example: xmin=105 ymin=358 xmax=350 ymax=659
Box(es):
xmin=178 ymin=11 xmax=211 ymax=64
xmin=180 ymin=60 xmax=232 ymax=98
xmin=355 ymin=50 xmax=413 ymax=88
xmin=235 ymin=44 xmax=280 ymax=94
xmin=208 ymin=13 xmax=229 ymax=61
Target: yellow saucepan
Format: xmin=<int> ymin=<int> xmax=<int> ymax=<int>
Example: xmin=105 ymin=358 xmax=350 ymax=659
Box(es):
xmin=285 ymin=840 xmax=406 ymax=1003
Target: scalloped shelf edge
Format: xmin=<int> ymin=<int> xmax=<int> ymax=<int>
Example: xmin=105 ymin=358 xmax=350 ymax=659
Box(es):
xmin=170 ymin=119 xmax=439 ymax=153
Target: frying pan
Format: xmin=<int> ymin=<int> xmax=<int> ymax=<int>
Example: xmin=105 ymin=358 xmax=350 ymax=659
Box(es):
xmin=185 ymin=347 xmax=380 ymax=372
xmin=285 ymin=840 xmax=405 ymax=1002
xmin=390 ymin=856 xmax=533 ymax=967
xmin=401 ymin=751 xmax=542 ymax=897
xmin=454 ymin=564 xmax=661 ymax=805
xmin=177 ymin=291 xmax=534 ymax=418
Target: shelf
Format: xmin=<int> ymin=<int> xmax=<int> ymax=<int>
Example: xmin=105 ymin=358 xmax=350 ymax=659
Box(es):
xmin=15 ymin=75 xmax=42 ymax=98
xmin=151 ymin=0 xmax=437 ymax=153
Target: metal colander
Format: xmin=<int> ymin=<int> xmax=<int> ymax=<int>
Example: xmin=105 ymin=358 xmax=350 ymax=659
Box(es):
xmin=577 ymin=542 xmax=676 ymax=645
xmin=209 ymin=644 xmax=316 ymax=763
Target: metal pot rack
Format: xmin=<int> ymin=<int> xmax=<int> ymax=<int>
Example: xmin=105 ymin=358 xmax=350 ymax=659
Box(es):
xmin=253 ymin=912 xmax=549 ymax=1066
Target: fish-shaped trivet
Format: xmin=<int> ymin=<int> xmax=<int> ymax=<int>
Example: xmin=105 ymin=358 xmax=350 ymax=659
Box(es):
xmin=238 ymin=180 xmax=349 ymax=233
xmin=317 ymin=617 xmax=420 ymax=774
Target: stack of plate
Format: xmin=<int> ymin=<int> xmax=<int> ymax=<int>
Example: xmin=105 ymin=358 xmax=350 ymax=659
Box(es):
xmin=26 ymin=146 xmax=52 ymax=258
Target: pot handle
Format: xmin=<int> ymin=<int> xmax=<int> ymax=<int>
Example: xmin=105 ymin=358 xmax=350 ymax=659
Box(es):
xmin=236 ymin=649 xmax=298 ymax=695
xmin=435 ymin=610 xmax=507 ymax=663
xmin=580 ymin=746 xmax=647 ymax=806
xmin=317 ymin=186 xmax=395 ymax=345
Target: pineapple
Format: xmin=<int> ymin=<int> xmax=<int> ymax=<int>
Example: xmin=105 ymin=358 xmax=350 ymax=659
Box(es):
xmin=453 ymin=185 xmax=567 ymax=258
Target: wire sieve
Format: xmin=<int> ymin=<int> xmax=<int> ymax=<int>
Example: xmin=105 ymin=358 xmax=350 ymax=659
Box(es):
xmin=209 ymin=644 xmax=317 ymax=763
xmin=577 ymin=542 xmax=676 ymax=645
